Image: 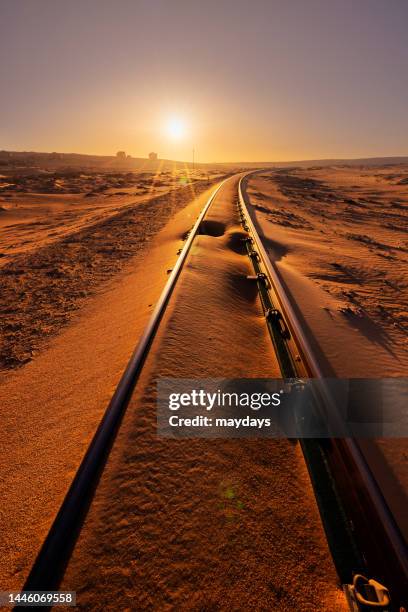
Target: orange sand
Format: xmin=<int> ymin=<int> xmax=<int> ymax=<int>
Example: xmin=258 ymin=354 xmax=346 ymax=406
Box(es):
xmin=60 ymin=176 xmax=346 ymax=610
xmin=0 ymin=182 xmax=222 ymax=590
xmin=245 ymin=166 xmax=408 ymax=378
xmin=245 ymin=165 xmax=408 ymax=549
xmin=0 ymin=168 xmax=227 ymax=370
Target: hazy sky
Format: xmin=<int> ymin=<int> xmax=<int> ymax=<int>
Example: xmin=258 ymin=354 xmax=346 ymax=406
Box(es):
xmin=1 ymin=0 xmax=407 ymax=162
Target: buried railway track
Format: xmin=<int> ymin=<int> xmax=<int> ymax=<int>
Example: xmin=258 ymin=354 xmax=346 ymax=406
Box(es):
xmin=20 ymin=173 xmax=407 ymax=611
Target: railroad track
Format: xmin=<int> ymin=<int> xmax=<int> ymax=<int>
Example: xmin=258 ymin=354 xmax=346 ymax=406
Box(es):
xmin=239 ymin=174 xmax=408 ymax=611
xmin=20 ymin=173 xmax=407 ymax=610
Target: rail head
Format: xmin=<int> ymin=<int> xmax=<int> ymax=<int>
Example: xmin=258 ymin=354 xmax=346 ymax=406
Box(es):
xmin=19 ymin=170 xmax=408 ymax=609
xmin=239 ymin=170 xmax=408 ymax=607
xmin=238 ymin=173 xmax=323 ymax=378
xmin=20 ymin=175 xmax=235 ymax=595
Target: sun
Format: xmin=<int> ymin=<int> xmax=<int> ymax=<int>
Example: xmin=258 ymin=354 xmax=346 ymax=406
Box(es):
xmin=166 ymin=117 xmax=186 ymax=140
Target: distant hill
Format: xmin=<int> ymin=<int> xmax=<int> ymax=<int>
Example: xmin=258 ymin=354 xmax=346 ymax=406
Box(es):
xmin=0 ymin=150 xmax=228 ymax=173
xmin=1 ymin=150 xmax=407 ymax=172
xmin=224 ymin=156 xmax=408 ymax=168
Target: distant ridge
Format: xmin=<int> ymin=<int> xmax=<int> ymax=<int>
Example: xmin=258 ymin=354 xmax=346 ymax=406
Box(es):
xmin=224 ymin=156 xmax=408 ymax=168
xmin=1 ymin=150 xmax=407 ymax=170
xmin=0 ymin=150 xmax=214 ymax=171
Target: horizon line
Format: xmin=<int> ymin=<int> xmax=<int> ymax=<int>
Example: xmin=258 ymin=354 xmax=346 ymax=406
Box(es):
xmin=2 ymin=149 xmax=408 ymax=166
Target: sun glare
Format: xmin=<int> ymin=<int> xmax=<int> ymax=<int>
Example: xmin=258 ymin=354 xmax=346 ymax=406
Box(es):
xmin=166 ymin=117 xmax=186 ymax=140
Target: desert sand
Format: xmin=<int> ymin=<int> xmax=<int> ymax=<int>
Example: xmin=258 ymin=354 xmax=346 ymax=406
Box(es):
xmin=0 ymin=165 xmax=228 ymax=370
xmin=245 ymin=165 xmax=408 ymax=377
xmin=60 ymin=176 xmax=346 ymax=611
xmin=245 ymin=165 xmax=408 ymax=545
xmin=2 ymin=160 xmax=405 ymax=608
xmin=0 ymin=167 xmax=230 ymax=590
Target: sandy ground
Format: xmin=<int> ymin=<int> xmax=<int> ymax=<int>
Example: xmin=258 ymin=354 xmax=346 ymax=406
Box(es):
xmin=0 ymin=178 xmax=226 ymax=591
xmin=0 ymin=168 xmax=227 ymax=370
xmin=245 ymin=165 xmax=408 ymax=544
xmin=60 ymin=176 xmax=346 ymax=611
xmin=0 ymin=166 xmax=225 ymax=263
xmin=245 ymin=166 xmax=408 ymax=377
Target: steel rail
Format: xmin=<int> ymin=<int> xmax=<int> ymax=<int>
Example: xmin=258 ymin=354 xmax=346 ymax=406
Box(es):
xmin=20 ymin=176 xmax=232 ymax=596
xmin=238 ymin=175 xmax=322 ymax=378
xmin=239 ymin=173 xmax=408 ymax=610
xmin=19 ymin=171 xmax=407 ymax=609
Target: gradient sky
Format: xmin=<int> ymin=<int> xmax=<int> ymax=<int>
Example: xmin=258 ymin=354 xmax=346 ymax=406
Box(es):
xmin=1 ymin=0 xmax=407 ymax=162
